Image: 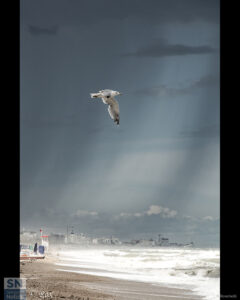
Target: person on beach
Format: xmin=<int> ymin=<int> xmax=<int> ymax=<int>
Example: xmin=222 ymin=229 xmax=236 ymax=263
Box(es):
xmin=34 ymin=242 xmax=38 ymax=254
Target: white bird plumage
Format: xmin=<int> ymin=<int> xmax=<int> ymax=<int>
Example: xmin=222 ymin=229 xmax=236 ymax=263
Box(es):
xmin=90 ymin=89 xmax=122 ymax=125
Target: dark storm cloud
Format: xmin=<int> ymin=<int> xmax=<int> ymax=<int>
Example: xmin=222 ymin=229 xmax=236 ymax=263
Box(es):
xmin=192 ymin=74 xmax=219 ymax=88
xmin=124 ymin=39 xmax=216 ymax=58
xmin=20 ymin=0 xmax=220 ymax=246
xmin=179 ymin=124 xmax=219 ymax=138
xmin=22 ymin=0 xmax=219 ymax=28
xmin=126 ymin=0 xmax=219 ymax=24
xmin=134 ymin=74 xmax=219 ymax=98
xmin=28 ymin=25 xmax=59 ymax=36
xmin=134 ymin=84 xmax=188 ymax=98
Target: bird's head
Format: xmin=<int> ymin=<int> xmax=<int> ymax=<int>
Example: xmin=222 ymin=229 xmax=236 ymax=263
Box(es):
xmin=113 ymin=90 xmax=122 ymax=96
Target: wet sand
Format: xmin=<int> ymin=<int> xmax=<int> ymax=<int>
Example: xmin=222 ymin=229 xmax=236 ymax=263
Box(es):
xmin=20 ymin=255 xmax=203 ymax=300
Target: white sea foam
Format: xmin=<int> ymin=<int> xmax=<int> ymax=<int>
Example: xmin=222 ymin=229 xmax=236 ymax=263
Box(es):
xmin=55 ymin=247 xmax=220 ymax=300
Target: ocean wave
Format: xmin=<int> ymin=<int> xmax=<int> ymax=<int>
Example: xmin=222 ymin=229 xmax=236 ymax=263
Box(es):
xmin=57 ymin=247 xmax=220 ymax=300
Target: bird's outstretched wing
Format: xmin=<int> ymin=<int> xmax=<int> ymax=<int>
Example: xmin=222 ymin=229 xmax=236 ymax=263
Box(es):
xmin=108 ymin=98 xmax=120 ymax=125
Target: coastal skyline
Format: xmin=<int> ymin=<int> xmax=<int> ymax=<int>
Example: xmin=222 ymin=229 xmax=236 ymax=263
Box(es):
xmin=20 ymin=0 xmax=220 ymax=247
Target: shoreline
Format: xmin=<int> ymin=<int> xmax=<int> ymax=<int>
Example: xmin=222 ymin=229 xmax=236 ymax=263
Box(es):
xmin=20 ymin=254 xmax=203 ymax=300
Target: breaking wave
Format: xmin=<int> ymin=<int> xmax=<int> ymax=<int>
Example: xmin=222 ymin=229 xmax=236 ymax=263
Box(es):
xmin=55 ymin=247 xmax=220 ymax=300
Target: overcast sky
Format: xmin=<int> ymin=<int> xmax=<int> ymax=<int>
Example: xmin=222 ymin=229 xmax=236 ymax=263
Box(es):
xmin=20 ymin=0 xmax=220 ymax=247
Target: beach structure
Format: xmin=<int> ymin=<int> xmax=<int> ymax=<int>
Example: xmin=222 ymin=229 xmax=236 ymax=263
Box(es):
xmin=20 ymin=251 xmax=45 ymax=260
xmin=40 ymin=228 xmax=49 ymax=251
xmin=20 ymin=242 xmax=45 ymax=261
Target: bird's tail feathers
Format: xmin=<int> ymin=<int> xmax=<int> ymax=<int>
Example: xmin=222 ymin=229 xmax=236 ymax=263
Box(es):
xmin=115 ymin=118 xmax=120 ymax=125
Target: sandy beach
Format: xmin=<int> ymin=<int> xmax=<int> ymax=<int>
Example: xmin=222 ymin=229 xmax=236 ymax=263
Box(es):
xmin=20 ymin=255 xmax=203 ymax=300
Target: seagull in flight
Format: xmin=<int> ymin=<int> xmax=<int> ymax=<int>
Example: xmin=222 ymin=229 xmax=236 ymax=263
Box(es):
xmin=90 ymin=89 xmax=122 ymax=125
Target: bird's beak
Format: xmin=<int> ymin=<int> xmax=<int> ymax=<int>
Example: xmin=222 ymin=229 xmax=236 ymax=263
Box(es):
xmin=119 ymin=93 xmax=123 ymax=95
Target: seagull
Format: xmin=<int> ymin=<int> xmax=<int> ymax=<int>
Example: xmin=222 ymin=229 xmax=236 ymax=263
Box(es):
xmin=90 ymin=89 xmax=122 ymax=125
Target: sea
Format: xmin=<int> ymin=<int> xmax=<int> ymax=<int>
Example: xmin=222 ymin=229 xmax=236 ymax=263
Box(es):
xmin=54 ymin=247 xmax=220 ymax=300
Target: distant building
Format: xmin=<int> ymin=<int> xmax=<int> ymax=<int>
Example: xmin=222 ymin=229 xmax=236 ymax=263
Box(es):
xmin=160 ymin=238 xmax=169 ymax=246
xmin=92 ymin=238 xmax=99 ymax=245
xmin=65 ymin=232 xmax=92 ymax=245
xmin=111 ymin=237 xmax=122 ymax=245
xmin=130 ymin=239 xmax=140 ymax=245
xmin=139 ymin=239 xmax=156 ymax=246
xmin=98 ymin=238 xmax=112 ymax=245
xmin=49 ymin=233 xmax=65 ymax=245
xmin=156 ymin=234 xmax=170 ymax=246
xmin=20 ymin=231 xmax=39 ymax=244
xmin=69 ymin=232 xmax=76 ymax=243
xmin=169 ymin=242 xmax=178 ymax=246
